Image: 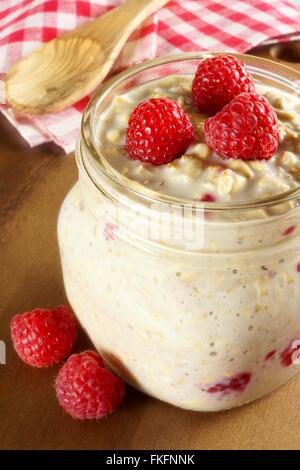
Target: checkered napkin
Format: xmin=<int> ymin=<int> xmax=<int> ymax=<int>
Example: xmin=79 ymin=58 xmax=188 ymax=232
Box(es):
xmin=1 ymin=0 xmax=300 ymax=153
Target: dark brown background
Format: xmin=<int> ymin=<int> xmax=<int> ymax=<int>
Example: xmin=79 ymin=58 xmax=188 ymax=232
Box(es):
xmin=1 ymin=45 xmax=300 ymax=450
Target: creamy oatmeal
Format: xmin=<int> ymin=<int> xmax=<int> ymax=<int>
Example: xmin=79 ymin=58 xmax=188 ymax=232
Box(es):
xmin=58 ymin=57 xmax=300 ymax=412
xmin=97 ymin=75 xmax=300 ymax=204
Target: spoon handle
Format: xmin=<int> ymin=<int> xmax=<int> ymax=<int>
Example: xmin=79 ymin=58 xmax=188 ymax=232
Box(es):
xmin=72 ymin=0 xmax=169 ymax=50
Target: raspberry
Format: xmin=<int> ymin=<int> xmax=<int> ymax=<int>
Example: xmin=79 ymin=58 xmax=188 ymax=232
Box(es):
xmin=126 ymin=98 xmax=195 ymax=165
xmin=228 ymin=372 xmax=251 ymax=392
xmin=192 ymin=54 xmax=255 ymax=115
xmin=200 ymin=193 xmax=216 ymax=202
xmin=280 ymin=341 xmax=300 ymax=367
xmin=104 ymin=222 xmax=117 ymax=241
xmin=55 ymin=350 xmax=125 ymax=420
xmin=204 ymin=93 xmax=279 ymax=160
xmin=82 ymin=350 xmax=105 ymax=367
xmin=283 ymin=225 xmax=296 ymax=236
xmin=206 ymin=372 xmax=251 ymax=396
xmin=265 ymin=350 xmax=276 ymax=361
xmin=10 ymin=306 xmax=77 ymax=367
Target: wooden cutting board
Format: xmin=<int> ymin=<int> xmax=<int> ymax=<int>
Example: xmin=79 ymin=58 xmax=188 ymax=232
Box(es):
xmin=1 ymin=44 xmax=300 ymax=451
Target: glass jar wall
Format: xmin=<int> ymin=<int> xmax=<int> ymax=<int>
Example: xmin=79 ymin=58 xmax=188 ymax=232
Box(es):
xmin=58 ymin=53 xmax=300 ymax=411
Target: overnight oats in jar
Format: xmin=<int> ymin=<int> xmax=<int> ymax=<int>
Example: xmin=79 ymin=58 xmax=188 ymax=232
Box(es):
xmin=58 ymin=53 xmax=300 ymax=411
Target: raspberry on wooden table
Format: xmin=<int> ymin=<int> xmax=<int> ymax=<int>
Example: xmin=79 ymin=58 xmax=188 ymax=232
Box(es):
xmin=192 ymin=54 xmax=255 ymax=115
xmin=126 ymin=97 xmax=195 ymax=165
xmin=10 ymin=306 xmax=77 ymax=367
xmin=55 ymin=350 xmax=125 ymax=420
xmin=204 ymin=93 xmax=279 ymax=161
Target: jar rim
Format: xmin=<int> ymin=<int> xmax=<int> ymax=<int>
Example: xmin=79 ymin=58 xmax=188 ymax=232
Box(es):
xmin=81 ymin=51 xmax=300 ymax=213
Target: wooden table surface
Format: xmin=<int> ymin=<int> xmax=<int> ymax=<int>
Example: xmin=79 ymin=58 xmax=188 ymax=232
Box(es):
xmin=1 ymin=49 xmax=300 ymax=450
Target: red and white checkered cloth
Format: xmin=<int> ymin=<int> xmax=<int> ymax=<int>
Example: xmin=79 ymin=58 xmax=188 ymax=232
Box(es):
xmin=1 ymin=0 xmax=300 ymax=152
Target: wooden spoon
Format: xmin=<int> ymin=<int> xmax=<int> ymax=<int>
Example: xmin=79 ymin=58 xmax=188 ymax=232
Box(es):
xmin=4 ymin=0 xmax=168 ymax=115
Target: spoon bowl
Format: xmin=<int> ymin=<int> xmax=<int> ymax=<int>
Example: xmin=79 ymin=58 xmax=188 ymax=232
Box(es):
xmin=4 ymin=0 xmax=168 ymax=115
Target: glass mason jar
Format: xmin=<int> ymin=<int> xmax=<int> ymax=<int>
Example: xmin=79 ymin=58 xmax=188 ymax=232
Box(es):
xmin=58 ymin=53 xmax=300 ymax=411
